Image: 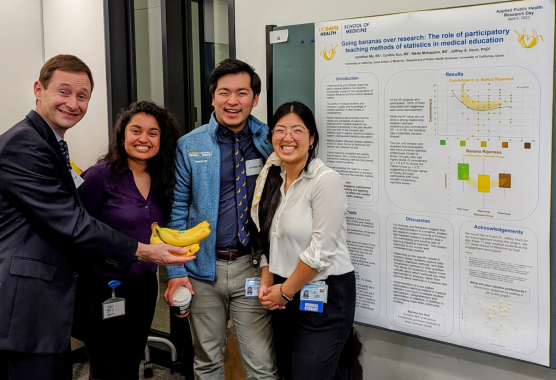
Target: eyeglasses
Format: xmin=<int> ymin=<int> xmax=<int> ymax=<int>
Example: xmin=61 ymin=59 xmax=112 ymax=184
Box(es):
xmin=271 ymin=127 xmax=309 ymax=141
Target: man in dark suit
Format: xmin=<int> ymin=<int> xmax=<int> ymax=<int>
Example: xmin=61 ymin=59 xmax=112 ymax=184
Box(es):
xmin=0 ymin=55 xmax=194 ymax=380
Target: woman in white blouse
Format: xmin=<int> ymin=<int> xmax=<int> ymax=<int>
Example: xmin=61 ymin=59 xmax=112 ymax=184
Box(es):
xmin=252 ymin=101 xmax=355 ymax=380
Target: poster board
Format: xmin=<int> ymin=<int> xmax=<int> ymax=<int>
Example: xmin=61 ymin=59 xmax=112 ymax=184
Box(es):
xmin=271 ymin=0 xmax=555 ymax=367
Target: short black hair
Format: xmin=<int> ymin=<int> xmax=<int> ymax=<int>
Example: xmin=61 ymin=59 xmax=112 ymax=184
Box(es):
xmin=209 ymin=58 xmax=261 ymax=96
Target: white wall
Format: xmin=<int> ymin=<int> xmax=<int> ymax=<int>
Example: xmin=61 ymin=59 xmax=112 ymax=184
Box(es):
xmin=41 ymin=0 xmax=109 ymax=169
xmin=356 ymin=326 xmax=554 ymax=380
xmin=0 ymin=0 xmax=44 ymax=131
xmin=134 ymin=0 xmax=164 ymax=106
xmin=1 ymin=0 xmax=108 ymax=169
xmin=235 ymin=1 xmax=556 ymax=379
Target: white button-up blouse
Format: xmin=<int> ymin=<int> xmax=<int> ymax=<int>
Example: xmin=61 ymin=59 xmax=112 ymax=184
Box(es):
xmin=262 ymin=158 xmax=354 ymax=281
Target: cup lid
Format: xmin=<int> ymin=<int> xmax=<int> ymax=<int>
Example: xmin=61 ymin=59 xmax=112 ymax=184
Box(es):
xmin=173 ymin=286 xmax=192 ymax=304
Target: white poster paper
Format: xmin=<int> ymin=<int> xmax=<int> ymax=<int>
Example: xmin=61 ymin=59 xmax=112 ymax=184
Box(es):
xmin=315 ymin=0 xmax=553 ymax=365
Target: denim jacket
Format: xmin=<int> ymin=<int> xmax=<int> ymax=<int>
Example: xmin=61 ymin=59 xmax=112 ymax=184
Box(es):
xmin=166 ymin=113 xmax=273 ymax=281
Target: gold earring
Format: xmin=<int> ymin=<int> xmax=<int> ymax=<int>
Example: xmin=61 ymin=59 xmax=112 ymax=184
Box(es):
xmin=309 ymin=144 xmax=314 ymax=149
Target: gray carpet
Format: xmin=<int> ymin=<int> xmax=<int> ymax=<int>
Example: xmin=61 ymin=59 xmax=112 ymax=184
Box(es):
xmin=72 ymin=360 xmax=183 ymax=379
xmin=151 ymin=267 xmax=171 ymax=334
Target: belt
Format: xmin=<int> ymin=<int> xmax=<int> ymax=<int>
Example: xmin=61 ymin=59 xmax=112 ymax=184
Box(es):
xmin=216 ymin=248 xmax=251 ymax=261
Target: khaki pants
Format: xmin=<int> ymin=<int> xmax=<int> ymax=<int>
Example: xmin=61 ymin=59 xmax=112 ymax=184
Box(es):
xmin=189 ymin=255 xmax=277 ymax=380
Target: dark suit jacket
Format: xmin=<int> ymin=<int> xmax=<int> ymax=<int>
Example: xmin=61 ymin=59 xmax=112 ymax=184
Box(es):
xmin=0 ymin=111 xmax=138 ymax=354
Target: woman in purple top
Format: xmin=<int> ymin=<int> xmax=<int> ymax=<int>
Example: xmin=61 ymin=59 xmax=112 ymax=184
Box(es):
xmin=77 ymin=101 xmax=178 ymax=380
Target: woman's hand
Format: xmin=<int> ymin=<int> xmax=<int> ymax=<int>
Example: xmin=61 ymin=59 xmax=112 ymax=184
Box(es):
xmin=261 ymin=284 xmax=287 ymax=310
xmin=258 ymin=266 xmax=284 ymax=310
xmin=258 ymin=283 xmax=270 ymax=301
xmin=258 ymin=284 xmax=284 ymax=310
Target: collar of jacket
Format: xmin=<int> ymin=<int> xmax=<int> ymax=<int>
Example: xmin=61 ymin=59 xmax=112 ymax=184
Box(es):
xmin=27 ymin=110 xmax=57 ymax=142
xmin=25 ymin=110 xmax=82 ymax=204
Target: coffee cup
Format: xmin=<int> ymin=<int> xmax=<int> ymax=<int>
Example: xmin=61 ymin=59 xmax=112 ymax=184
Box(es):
xmin=171 ymin=286 xmax=192 ymax=318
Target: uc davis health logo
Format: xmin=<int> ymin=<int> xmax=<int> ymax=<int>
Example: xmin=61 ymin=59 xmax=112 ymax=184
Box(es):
xmin=514 ymin=28 xmax=543 ymax=48
xmin=320 ymin=44 xmax=339 ymax=61
xmin=318 ymin=25 xmax=340 ymax=36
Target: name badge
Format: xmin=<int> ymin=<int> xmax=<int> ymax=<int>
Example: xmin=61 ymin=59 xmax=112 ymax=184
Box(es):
xmin=300 ymin=281 xmax=328 ymax=303
xmin=245 ymin=277 xmax=260 ymax=297
xmin=71 ymin=168 xmax=84 ymax=188
xmin=102 ymin=298 xmax=126 ymax=319
xmin=300 ymin=281 xmax=327 ymax=313
xmin=245 ymin=159 xmax=263 ymax=176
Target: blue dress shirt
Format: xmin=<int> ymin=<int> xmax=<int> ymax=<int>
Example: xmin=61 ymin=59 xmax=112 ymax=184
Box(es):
xmin=216 ymin=124 xmax=263 ymax=250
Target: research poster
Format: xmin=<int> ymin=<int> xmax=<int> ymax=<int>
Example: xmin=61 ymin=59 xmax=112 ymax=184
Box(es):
xmin=315 ymin=0 xmax=554 ymax=365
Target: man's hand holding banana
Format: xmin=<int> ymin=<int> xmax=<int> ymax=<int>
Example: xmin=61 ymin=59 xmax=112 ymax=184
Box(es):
xmin=135 ymin=243 xmax=196 ymax=266
xmin=140 ymin=220 xmax=212 ymax=266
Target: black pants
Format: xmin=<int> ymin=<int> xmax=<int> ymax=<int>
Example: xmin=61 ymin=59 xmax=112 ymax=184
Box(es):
xmin=272 ymin=271 xmax=356 ymax=380
xmin=81 ymin=272 xmax=158 ymax=380
xmin=0 ymin=344 xmax=71 ymax=380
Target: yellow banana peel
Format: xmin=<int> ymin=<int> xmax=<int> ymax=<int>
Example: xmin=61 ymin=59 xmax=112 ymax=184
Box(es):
xmin=320 ymin=44 xmax=339 ymax=61
xmin=514 ymin=29 xmax=543 ymax=49
xmin=150 ymin=224 xmax=164 ymax=244
xmin=174 ymin=243 xmax=200 ymax=257
xmin=151 ymin=221 xmax=211 ymax=247
xmin=158 ymin=220 xmax=210 ymax=235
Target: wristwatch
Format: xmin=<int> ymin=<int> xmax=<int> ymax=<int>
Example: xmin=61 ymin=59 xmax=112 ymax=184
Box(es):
xmin=280 ymin=283 xmax=293 ymax=302
xmin=131 ymin=256 xmax=140 ymax=264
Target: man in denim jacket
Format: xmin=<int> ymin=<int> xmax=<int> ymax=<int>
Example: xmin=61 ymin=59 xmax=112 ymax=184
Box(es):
xmin=164 ymin=59 xmax=276 ymax=379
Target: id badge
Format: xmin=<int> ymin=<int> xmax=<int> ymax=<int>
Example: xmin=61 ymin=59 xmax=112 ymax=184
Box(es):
xmin=300 ymin=281 xmax=328 ymax=313
xmin=102 ymin=297 xmax=126 ymax=319
xmin=245 ymin=159 xmax=263 ymax=176
xmin=245 ymin=277 xmax=260 ymax=297
xmin=71 ymin=168 xmax=84 ymax=188
xmin=300 ymin=281 xmax=328 ymax=303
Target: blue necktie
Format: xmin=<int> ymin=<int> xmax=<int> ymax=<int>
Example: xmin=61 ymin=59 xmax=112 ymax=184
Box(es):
xmin=58 ymin=140 xmax=71 ymax=171
xmin=234 ymin=134 xmax=250 ymax=247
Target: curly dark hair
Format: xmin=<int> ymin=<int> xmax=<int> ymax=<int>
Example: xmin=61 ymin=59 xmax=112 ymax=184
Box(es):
xmin=99 ymin=101 xmax=179 ymax=222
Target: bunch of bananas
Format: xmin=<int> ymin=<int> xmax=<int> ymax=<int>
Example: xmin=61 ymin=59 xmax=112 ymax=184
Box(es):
xmin=150 ymin=221 xmax=211 ymax=256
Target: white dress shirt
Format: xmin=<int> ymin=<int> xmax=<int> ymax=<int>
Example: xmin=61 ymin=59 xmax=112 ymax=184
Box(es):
xmin=263 ymin=158 xmax=354 ymax=281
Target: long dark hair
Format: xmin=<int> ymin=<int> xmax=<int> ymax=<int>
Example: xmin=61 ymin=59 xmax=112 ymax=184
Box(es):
xmin=99 ymin=101 xmax=179 ymax=222
xmin=259 ymin=101 xmax=319 ymax=248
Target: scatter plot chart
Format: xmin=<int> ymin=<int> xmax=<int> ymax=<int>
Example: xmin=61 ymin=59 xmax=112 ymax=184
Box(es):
xmin=384 ymin=67 xmax=540 ymax=220
xmin=460 ymin=222 xmax=539 ymax=355
xmin=437 ymin=82 xmax=535 ymax=139
xmin=461 ymin=292 xmax=537 ymax=354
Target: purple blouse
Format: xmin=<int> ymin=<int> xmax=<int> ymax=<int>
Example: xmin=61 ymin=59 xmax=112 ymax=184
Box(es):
xmin=78 ymin=161 xmax=164 ymax=277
